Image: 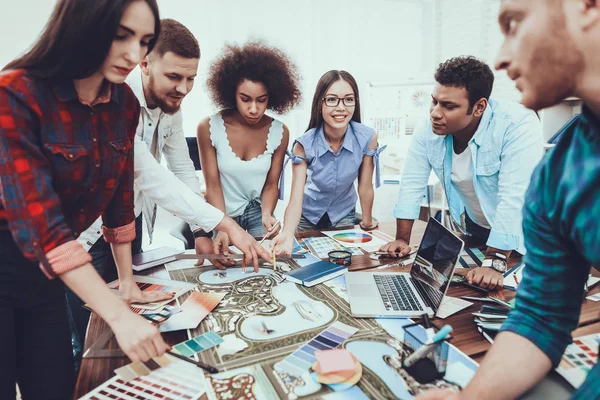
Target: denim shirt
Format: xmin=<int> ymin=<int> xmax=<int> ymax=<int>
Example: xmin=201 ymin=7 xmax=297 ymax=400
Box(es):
xmin=393 ymin=99 xmax=543 ymax=254
xmin=292 ymin=121 xmax=381 ymax=226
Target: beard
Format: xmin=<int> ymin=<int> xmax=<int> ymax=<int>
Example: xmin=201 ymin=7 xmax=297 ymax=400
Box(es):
xmin=147 ymin=75 xmax=183 ymax=115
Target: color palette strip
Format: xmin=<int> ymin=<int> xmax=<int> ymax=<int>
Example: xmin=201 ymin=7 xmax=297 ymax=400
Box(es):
xmin=114 ymin=354 xmax=173 ymax=382
xmin=160 ymin=292 xmax=225 ymax=333
xmin=142 ymin=305 xmax=181 ymax=325
xmin=82 ymin=360 xmax=206 ymax=400
xmin=173 ymin=331 xmax=224 ymax=357
xmin=274 ymin=321 xmax=359 ymax=377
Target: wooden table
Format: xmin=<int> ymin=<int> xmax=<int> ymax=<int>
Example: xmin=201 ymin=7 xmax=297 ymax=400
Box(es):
xmin=74 ymin=220 xmax=600 ymax=398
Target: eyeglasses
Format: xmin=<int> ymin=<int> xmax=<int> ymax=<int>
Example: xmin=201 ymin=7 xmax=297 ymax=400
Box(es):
xmin=322 ymin=96 xmax=357 ymax=108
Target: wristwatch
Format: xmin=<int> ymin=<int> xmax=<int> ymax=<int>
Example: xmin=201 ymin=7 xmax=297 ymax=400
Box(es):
xmin=482 ymin=253 xmax=508 ymax=273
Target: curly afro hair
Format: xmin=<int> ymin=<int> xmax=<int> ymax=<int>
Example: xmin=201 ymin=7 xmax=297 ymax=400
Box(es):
xmin=206 ymin=40 xmax=302 ymax=114
xmin=434 ymin=56 xmax=494 ymax=113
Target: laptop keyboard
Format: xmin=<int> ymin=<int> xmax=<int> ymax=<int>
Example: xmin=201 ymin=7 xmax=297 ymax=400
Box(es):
xmin=411 ymin=277 xmax=443 ymax=308
xmin=373 ymin=275 xmax=424 ymax=312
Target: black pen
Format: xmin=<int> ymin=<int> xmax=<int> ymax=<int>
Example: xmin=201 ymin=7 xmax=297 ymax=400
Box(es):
xmin=166 ymin=350 xmax=219 ymax=374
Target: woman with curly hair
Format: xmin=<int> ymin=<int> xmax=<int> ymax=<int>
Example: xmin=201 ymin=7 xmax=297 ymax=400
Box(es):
xmin=272 ymin=70 xmax=384 ymax=256
xmin=197 ymin=41 xmax=301 ymax=261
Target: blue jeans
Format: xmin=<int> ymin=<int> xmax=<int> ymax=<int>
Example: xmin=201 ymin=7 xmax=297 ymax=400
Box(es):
xmin=233 ymin=199 xmax=266 ymax=238
xmin=65 ymin=215 xmax=143 ymax=372
xmin=0 ymin=228 xmax=75 ymax=400
xmin=297 ymin=209 xmax=356 ymax=232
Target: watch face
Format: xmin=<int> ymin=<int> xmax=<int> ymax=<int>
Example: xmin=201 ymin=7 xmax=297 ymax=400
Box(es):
xmin=492 ymin=259 xmax=507 ymax=273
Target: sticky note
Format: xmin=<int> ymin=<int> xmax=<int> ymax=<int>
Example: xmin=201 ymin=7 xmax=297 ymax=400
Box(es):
xmin=315 ymin=349 xmax=356 ymax=374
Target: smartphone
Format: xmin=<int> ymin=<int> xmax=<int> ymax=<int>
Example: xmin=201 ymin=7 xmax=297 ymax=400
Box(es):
xmin=460 ymin=281 xmax=490 ymax=293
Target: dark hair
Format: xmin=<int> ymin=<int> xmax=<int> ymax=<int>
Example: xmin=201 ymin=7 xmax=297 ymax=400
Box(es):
xmin=434 ymin=56 xmax=494 ymax=113
xmin=206 ymin=40 xmax=301 ymax=114
xmin=306 ymin=70 xmax=361 ymax=132
xmin=152 ymin=18 xmax=199 ymax=59
xmin=3 ymin=0 xmax=160 ymax=79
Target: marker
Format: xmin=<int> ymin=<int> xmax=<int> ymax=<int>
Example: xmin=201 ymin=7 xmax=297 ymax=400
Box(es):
xmin=403 ymin=325 xmax=453 ymax=368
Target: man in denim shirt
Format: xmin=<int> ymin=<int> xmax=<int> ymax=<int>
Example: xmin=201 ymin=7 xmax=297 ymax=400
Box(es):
xmin=381 ymin=56 xmax=543 ymax=289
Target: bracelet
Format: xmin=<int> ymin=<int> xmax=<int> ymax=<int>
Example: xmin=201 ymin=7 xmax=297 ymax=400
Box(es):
xmin=193 ymin=229 xmax=213 ymax=239
xmin=328 ymin=250 xmax=352 ymax=266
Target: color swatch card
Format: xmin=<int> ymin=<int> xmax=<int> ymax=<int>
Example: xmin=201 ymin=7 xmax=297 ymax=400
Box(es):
xmin=556 ymin=333 xmax=600 ymax=388
xmin=172 ymin=331 xmax=224 ymax=358
xmin=304 ymin=236 xmax=363 ymax=259
xmin=81 ymin=360 xmax=206 ymax=400
xmin=274 ymin=321 xmax=359 ymax=377
xmin=160 ymin=292 xmax=226 ymax=333
xmin=322 ymin=228 xmax=387 ymax=248
xmin=107 ymin=276 xmax=196 ymax=315
xmin=115 ymin=354 xmax=173 ymax=382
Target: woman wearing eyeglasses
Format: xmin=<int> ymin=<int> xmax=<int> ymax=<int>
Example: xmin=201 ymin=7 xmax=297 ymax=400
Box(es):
xmin=272 ymin=70 xmax=384 ymax=256
xmin=197 ymin=41 xmax=301 ymax=265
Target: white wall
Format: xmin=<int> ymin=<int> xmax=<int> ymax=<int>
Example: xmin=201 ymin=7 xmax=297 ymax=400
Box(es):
xmin=0 ymin=0 xmax=523 ymax=138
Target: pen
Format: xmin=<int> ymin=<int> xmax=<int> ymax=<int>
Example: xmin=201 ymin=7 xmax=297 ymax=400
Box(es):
xmin=513 ymin=274 xmax=519 ymax=285
xmin=166 ymin=350 xmax=219 ymax=374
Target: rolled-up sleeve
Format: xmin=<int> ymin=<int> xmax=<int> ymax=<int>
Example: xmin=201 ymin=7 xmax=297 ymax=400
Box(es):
xmin=500 ymin=171 xmax=589 ymax=366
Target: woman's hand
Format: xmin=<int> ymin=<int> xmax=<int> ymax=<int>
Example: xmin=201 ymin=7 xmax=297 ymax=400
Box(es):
xmin=119 ymin=279 xmax=174 ymax=304
xmin=272 ymin=231 xmax=294 ymax=257
xmin=262 ymin=215 xmax=281 ymax=239
xmin=108 ymin=308 xmax=170 ymax=362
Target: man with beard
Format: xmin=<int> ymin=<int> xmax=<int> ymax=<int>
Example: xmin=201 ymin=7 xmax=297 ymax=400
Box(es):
xmin=417 ymin=0 xmax=600 ymax=399
xmin=68 ymin=19 xmax=271 ymax=369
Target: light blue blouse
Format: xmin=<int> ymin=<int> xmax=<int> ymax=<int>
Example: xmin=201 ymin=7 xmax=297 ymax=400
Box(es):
xmin=283 ymin=121 xmax=384 ymax=225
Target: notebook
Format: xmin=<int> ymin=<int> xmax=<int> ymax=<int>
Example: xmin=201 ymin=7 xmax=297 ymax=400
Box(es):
xmin=284 ymin=260 xmax=346 ymax=287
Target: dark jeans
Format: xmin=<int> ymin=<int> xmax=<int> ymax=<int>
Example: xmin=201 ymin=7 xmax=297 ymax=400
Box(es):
xmin=465 ymin=213 xmax=491 ymax=245
xmin=65 ymin=215 xmax=143 ymax=371
xmin=0 ymin=229 xmax=75 ymax=400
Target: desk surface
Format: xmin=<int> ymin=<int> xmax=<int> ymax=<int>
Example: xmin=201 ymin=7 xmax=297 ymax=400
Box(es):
xmin=74 ymin=221 xmax=600 ymax=399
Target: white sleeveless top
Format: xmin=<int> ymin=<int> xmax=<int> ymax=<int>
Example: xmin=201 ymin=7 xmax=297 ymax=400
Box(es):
xmin=209 ymin=112 xmax=284 ymax=217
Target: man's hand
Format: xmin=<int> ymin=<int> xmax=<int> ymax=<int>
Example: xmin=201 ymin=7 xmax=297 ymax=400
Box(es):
xmin=467 ymin=267 xmax=504 ymax=290
xmin=215 ymin=217 xmax=272 ymax=272
xmin=379 ymin=239 xmax=412 ymax=258
xmin=262 ymin=215 xmax=281 ymax=239
xmin=359 ymin=220 xmax=379 ymax=230
xmin=108 ymin=308 xmax=170 ymax=362
xmin=119 ymin=279 xmax=174 ymax=304
xmin=195 ymin=236 xmax=235 ymax=269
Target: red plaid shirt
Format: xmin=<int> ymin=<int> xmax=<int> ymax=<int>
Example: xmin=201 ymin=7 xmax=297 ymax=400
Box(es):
xmin=0 ymin=69 xmax=140 ymax=279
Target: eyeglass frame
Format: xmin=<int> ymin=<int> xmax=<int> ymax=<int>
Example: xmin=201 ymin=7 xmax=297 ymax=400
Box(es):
xmin=321 ymin=96 xmax=358 ymax=108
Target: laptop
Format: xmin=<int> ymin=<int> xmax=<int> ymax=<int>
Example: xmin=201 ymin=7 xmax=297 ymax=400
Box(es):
xmin=346 ymin=218 xmax=464 ymax=318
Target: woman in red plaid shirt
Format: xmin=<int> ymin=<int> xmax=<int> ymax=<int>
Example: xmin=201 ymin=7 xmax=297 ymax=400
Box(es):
xmin=0 ymin=1 xmax=173 ymax=398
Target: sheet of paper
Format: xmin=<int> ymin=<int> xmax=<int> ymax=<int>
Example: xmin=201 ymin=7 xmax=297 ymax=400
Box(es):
xmin=160 ymin=292 xmax=225 ymax=333
xmin=436 ymin=296 xmax=473 ymax=319
xmin=586 ymin=292 xmax=600 ymax=302
xmin=315 ymin=349 xmax=356 ymax=374
xmin=444 ymin=361 xmax=476 ymax=388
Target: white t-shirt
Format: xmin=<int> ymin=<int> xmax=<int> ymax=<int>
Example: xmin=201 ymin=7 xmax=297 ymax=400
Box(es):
xmin=450 ymin=145 xmax=491 ymax=229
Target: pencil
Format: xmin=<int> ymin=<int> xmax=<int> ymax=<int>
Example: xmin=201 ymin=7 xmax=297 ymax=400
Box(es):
xmin=166 ymin=350 xmax=219 ymax=374
xmin=513 ymin=274 xmax=519 ymax=285
xmin=259 ymin=220 xmax=280 ymax=246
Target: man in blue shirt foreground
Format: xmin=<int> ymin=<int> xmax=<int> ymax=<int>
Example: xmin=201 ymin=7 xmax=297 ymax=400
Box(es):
xmin=418 ymin=0 xmax=600 ymax=398
xmin=381 ymin=56 xmax=543 ymax=290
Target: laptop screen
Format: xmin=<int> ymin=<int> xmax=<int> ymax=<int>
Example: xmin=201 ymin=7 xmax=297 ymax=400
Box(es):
xmin=410 ymin=218 xmax=464 ymax=311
